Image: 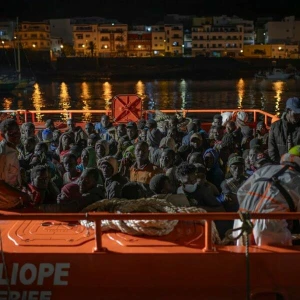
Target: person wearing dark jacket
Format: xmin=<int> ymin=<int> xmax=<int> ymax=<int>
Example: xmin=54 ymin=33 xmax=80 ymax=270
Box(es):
xmin=268 ymin=97 xmax=300 ymax=163
xmin=99 ymin=156 xmax=128 ymax=199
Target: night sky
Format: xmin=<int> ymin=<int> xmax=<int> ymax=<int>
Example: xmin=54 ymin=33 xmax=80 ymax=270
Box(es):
xmin=0 ymin=0 xmax=299 ymax=24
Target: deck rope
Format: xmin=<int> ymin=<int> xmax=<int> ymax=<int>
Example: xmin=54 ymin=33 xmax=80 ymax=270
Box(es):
xmin=80 ymin=198 xmax=222 ymax=244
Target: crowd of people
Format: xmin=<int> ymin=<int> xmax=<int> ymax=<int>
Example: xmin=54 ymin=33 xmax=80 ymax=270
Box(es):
xmin=1 ymin=96 xmax=300 ymax=246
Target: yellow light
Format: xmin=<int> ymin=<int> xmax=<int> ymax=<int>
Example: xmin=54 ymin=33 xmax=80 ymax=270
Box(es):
xmin=1 ymin=41 xmax=4 ymax=44
xmin=32 ymin=44 xmax=36 ymax=48
xmin=240 ymin=49 xmax=243 ymax=53
xmin=278 ymin=47 xmax=282 ymax=50
xmin=82 ymin=44 xmax=85 ymax=48
xmin=60 ymin=45 xmax=64 ymax=49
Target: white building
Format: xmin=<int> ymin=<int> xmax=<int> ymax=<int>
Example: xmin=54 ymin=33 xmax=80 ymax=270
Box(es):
xmin=265 ymin=16 xmax=300 ymax=44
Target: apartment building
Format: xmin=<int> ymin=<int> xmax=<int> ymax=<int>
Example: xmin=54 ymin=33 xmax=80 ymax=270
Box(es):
xmin=98 ymin=23 xmax=128 ymax=57
xmin=73 ymin=23 xmax=98 ymax=56
xmin=264 ymin=16 xmax=300 ymax=44
xmin=17 ymin=21 xmax=51 ymax=50
xmin=214 ymin=15 xmax=255 ymax=45
xmin=192 ymin=23 xmax=244 ymax=57
xmin=128 ymin=26 xmax=151 ymax=57
xmin=151 ymin=25 xmax=165 ymax=56
xmin=164 ymin=24 xmax=184 ymax=56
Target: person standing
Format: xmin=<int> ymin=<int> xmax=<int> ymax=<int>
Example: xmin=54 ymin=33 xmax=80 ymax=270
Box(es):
xmin=268 ymin=97 xmax=300 ymax=163
xmin=0 ymin=119 xmax=31 ymax=209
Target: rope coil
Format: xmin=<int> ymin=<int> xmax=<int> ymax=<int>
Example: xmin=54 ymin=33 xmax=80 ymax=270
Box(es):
xmin=80 ymin=198 xmax=222 ymax=243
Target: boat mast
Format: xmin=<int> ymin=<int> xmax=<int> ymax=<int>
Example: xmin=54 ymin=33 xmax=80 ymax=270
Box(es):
xmin=16 ymin=17 xmax=21 ymax=81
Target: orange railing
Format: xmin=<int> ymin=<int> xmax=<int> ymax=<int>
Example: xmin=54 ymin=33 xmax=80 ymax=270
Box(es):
xmin=0 ymin=108 xmax=279 ymax=128
xmin=0 ymin=211 xmax=298 ymax=252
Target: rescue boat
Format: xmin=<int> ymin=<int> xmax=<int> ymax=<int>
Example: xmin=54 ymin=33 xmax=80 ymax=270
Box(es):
xmin=2 ymin=94 xmax=297 ymax=300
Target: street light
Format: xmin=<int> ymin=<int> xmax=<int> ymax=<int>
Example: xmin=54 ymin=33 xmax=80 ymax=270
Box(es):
xmin=32 ymin=43 xmax=36 ymax=48
xmin=60 ymin=45 xmax=64 ymax=49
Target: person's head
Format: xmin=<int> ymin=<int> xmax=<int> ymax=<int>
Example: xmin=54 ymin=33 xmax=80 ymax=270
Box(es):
xmin=0 ymin=119 xmax=21 ymax=146
xmin=188 ymin=152 xmax=203 ymax=164
xmin=285 ymin=97 xmax=300 ymax=125
xmin=256 ymin=121 xmax=267 ymax=135
xmin=190 ymin=133 xmax=203 ymax=149
xmin=45 ymin=119 xmax=55 ymax=131
xmin=42 ymin=128 xmax=53 ymax=144
xmin=159 ymin=136 xmax=176 ymax=151
xmin=241 ymin=126 xmax=254 ymax=149
xmin=85 ymin=122 xmax=95 ymax=135
xmin=52 ymin=130 xmax=61 ymax=142
xmin=203 ymin=148 xmax=218 ymax=169
xmin=87 ymin=133 xmax=100 ymax=147
xmin=226 ymin=121 xmax=236 ymax=133
xmin=66 ymin=118 xmax=76 ymax=131
xmin=117 ymin=124 xmax=127 ymax=138
xmin=95 ymin=139 xmax=109 ymax=159
xmin=23 ymin=137 xmax=36 ymax=153
xmin=63 ymin=153 xmax=78 ymax=173
xmin=254 ymin=152 xmax=271 ymax=169
xmin=248 ymin=148 xmax=260 ymax=165
xmin=126 ymin=121 xmax=138 ymax=140
xmin=228 ymin=155 xmax=244 ymax=180
xmin=99 ymin=156 xmax=118 ymax=179
xmin=160 ymin=148 xmax=176 ymax=170
xmin=139 ymin=128 xmax=148 ymax=142
xmin=61 ymin=132 xmax=74 ymax=150
xmin=134 ymin=141 xmax=149 ymax=164
xmin=210 ymin=125 xmax=224 ymax=141
xmin=78 ymin=168 xmax=99 ymax=194
xmin=176 ymin=162 xmax=197 ymax=186
xmin=149 ymin=174 xmax=173 ymax=194
xmin=121 ymin=182 xmax=147 ymax=199
xmin=167 ymin=127 xmax=179 ymax=140
xmin=81 ymin=148 xmax=89 ymax=168
xmin=192 ymin=118 xmax=202 ymax=130
xmin=57 ymin=182 xmax=81 ymax=204
xmin=169 ymin=115 xmax=179 ymax=128
xmin=146 ymin=119 xmax=157 ymax=130
xmin=34 ymin=142 xmax=48 ymax=156
xmin=101 ymin=115 xmax=110 ymax=128
xmin=30 ymin=165 xmax=49 ymax=189
xmin=212 ymin=114 xmax=223 ymax=127
xmin=21 ymin=122 xmax=35 ymax=139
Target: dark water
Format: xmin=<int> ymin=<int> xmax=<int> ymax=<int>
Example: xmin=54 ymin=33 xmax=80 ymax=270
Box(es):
xmin=2 ymin=78 xmax=300 ymax=118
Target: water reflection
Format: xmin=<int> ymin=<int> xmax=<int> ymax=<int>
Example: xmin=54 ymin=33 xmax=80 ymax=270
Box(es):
xmin=31 ymin=83 xmax=45 ymax=122
xmin=236 ymin=79 xmax=245 ymax=108
xmin=102 ymin=82 xmax=112 ymax=110
xmin=59 ymin=82 xmax=71 ymax=122
xmin=135 ymin=80 xmax=145 ymax=98
xmin=180 ymin=79 xmax=187 ymax=110
xmin=272 ymin=81 xmax=285 ymax=116
xmin=2 ymin=79 xmax=300 ymax=116
xmin=80 ymin=82 xmax=92 ymax=122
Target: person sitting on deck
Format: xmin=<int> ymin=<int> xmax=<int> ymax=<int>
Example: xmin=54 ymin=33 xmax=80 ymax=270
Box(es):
xmin=149 ymin=174 xmax=190 ymax=207
xmin=129 ymin=141 xmax=164 ymax=196
xmin=0 ymin=119 xmax=31 ymax=209
xmin=66 ymin=118 xmax=88 ymax=144
xmin=94 ymin=115 xmax=113 ymax=141
xmin=99 ymin=156 xmax=128 ymax=199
